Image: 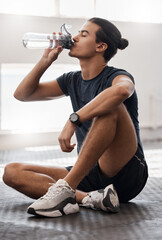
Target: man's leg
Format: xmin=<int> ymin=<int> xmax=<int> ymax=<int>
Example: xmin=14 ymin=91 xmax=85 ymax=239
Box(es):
xmin=3 ymin=163 xmax=87 ymax=201
xmin=65 ymin=104 xmax=137 ymax=189
xmin=27 ymin=104 xmax=136 ymax=217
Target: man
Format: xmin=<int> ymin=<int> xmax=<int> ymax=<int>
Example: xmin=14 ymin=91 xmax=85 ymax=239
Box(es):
xmin=3 ymin=17 xmax=148 ymax=217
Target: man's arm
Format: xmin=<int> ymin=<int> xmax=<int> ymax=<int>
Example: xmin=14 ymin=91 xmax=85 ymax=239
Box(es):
xmin=58 ymin=75 xmax=135 ymax=152
xmin=77 ymin=75 xmax=134 ymax=122
xmin=14 ymin=47 xmax=64 ymax=101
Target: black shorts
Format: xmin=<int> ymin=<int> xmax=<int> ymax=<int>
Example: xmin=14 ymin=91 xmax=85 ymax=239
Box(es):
xmin=66 ymin=146 xmax=148 ymax=203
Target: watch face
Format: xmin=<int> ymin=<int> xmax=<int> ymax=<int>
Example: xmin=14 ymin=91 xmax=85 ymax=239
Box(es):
xmin=70 ymin=113 xmax=78 ymax=122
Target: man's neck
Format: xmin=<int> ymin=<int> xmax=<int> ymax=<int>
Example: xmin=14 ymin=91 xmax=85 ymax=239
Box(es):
xmin=79 ymin=58 xmax=107 ymax=80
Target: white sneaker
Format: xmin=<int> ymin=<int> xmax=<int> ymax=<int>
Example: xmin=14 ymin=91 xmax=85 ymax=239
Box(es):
xmin=27 ymin=179 xmax=79 ymax=217
xmin=81 ymin=184 xmax=120 ymax=213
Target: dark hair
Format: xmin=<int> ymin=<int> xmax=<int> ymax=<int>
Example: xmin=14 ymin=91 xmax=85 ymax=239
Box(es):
xmin=88 ymin=17 xmax=129 ymax=62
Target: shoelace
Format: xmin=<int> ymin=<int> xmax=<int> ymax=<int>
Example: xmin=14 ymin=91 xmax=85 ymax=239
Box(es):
xmin=40 ymin=184 xmax=69 ymax=200
xmin=84 ymin=194 xmax=101 ymax=209
xmin=89 ymin=191 xmax=106 ymax=209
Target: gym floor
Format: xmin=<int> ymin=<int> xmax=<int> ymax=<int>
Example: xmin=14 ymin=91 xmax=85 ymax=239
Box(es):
xmin=0 ymin=141 xmax=162 ymax=240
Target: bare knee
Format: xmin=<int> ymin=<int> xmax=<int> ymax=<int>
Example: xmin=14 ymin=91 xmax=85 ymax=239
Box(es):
xmin=3 ymin=163 xmax=24 ymax=188
xmin=92 ymin=104 xmax=129 ymax=126
xmin=92 ymin=108 xmax=119 ymax=127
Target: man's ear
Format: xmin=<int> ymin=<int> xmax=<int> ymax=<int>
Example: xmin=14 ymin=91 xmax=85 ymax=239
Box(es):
xmin=96 ymin=42 xmax=108 ymax=53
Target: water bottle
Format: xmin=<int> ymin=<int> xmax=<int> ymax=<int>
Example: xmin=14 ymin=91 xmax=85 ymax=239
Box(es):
xmin=22 ymin=24 xmax=74 ymax=50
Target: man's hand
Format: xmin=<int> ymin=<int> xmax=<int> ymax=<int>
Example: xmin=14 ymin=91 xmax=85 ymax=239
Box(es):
xmin=58 ymin=120 xmax=76 ymax=152
xmin=42 ymin=46 xmax=63 ymax=64
xmin=42 ymin=32 xmax=63 ymax=64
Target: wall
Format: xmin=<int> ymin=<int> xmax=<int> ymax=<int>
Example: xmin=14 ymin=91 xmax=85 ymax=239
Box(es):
xmin=0 ymin=13 xmax=84 ymax=64
xmin=0 ymin=13 xmax=162 ymax=148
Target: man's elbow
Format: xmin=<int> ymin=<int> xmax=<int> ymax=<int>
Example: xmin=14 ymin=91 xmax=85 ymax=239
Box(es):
xmin=120 ymin=84 xmax=135 ymax=99
xmin=13 ymin=91 xmax=26 ymax=102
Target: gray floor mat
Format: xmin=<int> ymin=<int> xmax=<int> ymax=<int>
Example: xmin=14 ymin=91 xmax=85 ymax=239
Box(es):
xmin=0 ymin=145 xmax=162 ymax=240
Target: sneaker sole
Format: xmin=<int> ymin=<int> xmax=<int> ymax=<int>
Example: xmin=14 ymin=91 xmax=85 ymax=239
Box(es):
xmin=27 ymin=207 xmax=64 ymax=217
xmin=102 ymin=185 xmax=120 ymax=213
xmin=27 ymin=201 xmax=79 ymax=218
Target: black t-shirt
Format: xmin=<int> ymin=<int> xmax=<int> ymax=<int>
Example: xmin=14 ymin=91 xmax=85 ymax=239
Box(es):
xmin=57 ymin=66 xmax=143 ymax=155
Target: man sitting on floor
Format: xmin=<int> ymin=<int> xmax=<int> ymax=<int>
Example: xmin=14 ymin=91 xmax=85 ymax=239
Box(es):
xmin=3 ymin=17 xmax=148 ymax=217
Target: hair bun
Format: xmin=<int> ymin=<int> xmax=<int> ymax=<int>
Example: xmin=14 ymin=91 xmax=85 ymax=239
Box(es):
xmin=118 ymin=38 xmax=129 ymax=50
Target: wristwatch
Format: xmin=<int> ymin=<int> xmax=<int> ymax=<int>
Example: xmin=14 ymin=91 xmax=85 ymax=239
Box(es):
xmin=69 ymin=113 xmax=82 ymax=127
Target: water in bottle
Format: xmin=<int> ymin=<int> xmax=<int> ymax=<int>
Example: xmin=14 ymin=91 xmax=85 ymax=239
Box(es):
xmin=22 ymin=24 xmax=74 ymax=50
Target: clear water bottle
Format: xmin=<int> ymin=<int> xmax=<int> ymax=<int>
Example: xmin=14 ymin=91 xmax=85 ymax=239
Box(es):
xmin=22 ymin=24 xmax=74 ymax=50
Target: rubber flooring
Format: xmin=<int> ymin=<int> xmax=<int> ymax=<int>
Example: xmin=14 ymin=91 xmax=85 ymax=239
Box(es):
xmin=0 ymin=143 xmax=162 ymax=240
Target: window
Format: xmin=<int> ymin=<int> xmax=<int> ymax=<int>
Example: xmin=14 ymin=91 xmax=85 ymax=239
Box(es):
xmin=59 ymin=0 xmax=94 ymax=18
xmin=96 ymin=0 xmax=162 ymax=24
xmin=1 ymin=63 xmax=79 ymax=133
xmin=0 ymin=0 xmax=162 ymax=23
xmin=0 ymin=0 xmax=55 ymax=17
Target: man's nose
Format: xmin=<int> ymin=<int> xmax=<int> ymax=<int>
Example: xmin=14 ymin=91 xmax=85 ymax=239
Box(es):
xmin=73 ymin=34 xmax=79 ymax=42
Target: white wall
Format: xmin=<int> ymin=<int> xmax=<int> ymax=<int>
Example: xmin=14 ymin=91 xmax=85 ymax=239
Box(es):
xmin=0 ymin=13 xmax=84 ymax=64
xmin=110 ymin=21 xmax=162 ymax=130
xmin=0 ymin=13 xmax=162 ymax=148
